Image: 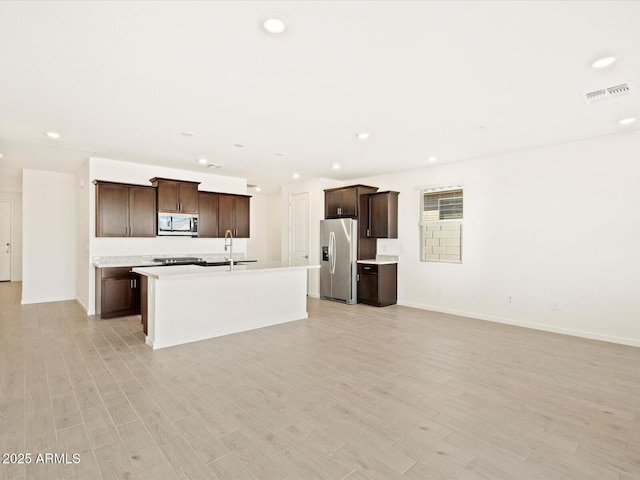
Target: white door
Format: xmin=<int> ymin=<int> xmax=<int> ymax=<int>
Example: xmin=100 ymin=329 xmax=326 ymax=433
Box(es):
xmin=289 ymin=193 xmax=309 ymax=267
xmin=0 ymin=202 xmax=11 ymax=281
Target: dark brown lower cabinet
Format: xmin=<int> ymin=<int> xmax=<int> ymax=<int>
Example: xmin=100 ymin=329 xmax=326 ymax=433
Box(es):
xmin=357 ymin=263 xmax=397 ymax=307
xmin=95 ymin=267 xmax=141 ymax=319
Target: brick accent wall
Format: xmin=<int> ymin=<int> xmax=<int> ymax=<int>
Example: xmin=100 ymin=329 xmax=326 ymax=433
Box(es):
xmin=421 ymin=221 xmax=462 ymax=263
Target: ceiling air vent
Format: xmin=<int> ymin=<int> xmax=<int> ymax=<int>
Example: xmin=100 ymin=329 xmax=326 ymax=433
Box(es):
xmin=607 ymin=83 xmax=630 ymax=96
xmin=583 ymin=82 xmax=631 ymax=104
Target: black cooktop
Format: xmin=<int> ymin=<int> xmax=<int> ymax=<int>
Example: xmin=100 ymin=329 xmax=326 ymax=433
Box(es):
xmin=153 ymin=257 xmax=205 ymax=265
xmin=152 ymin=257 xmax=258 ymax=267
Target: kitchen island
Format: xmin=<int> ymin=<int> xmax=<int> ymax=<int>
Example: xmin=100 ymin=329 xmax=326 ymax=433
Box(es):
xmin=133 ymin=264 xmax=319 ymax=349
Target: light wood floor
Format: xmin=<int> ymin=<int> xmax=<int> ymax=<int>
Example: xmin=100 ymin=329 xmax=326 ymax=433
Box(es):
xmin=1 ymin=281 xmax=639 ymax=480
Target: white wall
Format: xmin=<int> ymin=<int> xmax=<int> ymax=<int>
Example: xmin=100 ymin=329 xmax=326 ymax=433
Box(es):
xmin=351 ymin=130 xmax=640 ymax=347
xmin=265 ymin=192 xmax=282 ymax=266
xmin=22 ymin=169 xmax=76 ymax=304
xmin=0 ymin=169 xmax=23 ymax=281
xmin=280 ymin=178 xmax=342 ymax=296
xmin=85 ymin=157 xmax=249 ymax=314
xmin=75 ymin=160 xmax=90 ymax=312
xmin=246 ymin=191 xmax=282 ymax=267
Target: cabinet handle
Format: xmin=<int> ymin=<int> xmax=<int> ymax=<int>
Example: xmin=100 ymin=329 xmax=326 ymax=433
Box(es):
xmin=366 ymin=229 xmax=370 ymax=237
xmin=364 ymin=266 xmax=371 ymax=270
xmin=130 ymin=279 xmax=133 ymax=288
xmin=356 ymin=274 xmax=360 ymax=281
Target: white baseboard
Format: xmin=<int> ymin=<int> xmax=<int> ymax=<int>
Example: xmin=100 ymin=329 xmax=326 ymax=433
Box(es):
xmin=21 ymin=295 xmax=75 ymax=305
xmin=74 ymin=298 xmax=88 ymax=315
xmin=397 ymin=300 xmax=640 ymax=348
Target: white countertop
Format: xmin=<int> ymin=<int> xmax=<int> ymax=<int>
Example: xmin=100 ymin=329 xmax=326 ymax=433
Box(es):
xmin=93 ymin=254 xmax=248 ymax=268
xmin=357 ymin=258 xmax=398 ymax=265
xmin=133 ymin=263 xmax=320 ymax=280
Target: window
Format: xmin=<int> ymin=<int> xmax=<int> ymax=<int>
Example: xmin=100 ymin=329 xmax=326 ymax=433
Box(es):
xmin=420 ymin=186 xmax=463 ymax=263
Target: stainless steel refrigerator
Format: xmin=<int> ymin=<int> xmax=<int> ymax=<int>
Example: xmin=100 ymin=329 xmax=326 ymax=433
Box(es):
xmin=320 ymin=218 xmax=358 ymax=304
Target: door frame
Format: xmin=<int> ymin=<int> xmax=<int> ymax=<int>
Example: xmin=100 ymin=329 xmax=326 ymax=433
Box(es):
xmin=0 ymin=200 xmax=13 ymax=281
xmin=288 ymin=192 xmax=310 ymax=267
xmin=288 ymin=192 xmax=311 ymax=295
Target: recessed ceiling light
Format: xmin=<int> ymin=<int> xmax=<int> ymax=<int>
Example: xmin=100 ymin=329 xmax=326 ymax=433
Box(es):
xmin=197 ymin=158 xmax=208 ymax=164
xmin=255 ymin=186 xmax=261 ymax=192
xmin=356 ymin=132 xmax=371 ymax=140
xmin=331 ymin=164 xmax=341 ymax=170
xmin=182 ymin=131 xmax=195 ymax=137
xmin=618 ymin=117 xmax=636 ymax=125
xmin=292 ymin=173 xmax=300 ymax=179
xmin=263 ymin=14 xmax=288 ymax=34
xmin=592 ymin=56 xmax=616 ymax=69
xmin=234 ymin=143 xmax=245 ymax=148
xmin=276 ymin=152 xmax=287 ymax=156
xmin=0 ymin=153 xmax=3 ymax=158
xmin=46 ymin=131 xmax=61 ymax=139
xmin=427 ymin=156 xmax=438 ymax=162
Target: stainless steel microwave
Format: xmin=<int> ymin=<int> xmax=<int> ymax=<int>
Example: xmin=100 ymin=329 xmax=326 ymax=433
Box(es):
xmin=157 ymin=213 xmax=198 ymax=236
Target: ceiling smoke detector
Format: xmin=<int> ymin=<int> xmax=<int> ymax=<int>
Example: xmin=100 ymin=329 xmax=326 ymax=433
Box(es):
xmin=583 ymin=83 xmax=631 ymax=104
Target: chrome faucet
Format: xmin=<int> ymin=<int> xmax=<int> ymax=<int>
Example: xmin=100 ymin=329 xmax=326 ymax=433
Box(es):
xmin=224 ymin=229 xmax=234 ymax=270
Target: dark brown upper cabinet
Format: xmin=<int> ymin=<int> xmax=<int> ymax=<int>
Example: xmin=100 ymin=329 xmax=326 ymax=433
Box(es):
xmin=366 ymin=191 xmax=399 ymax=238
xmin=218 ymin=194 xmax=251 ymax=238
xmin=197 ymin=191 xmax=219 ymax=238
xmin=324 ymin=185 xmax=378 ymax=219
xmin=95 ymin=181 xmax=156 ymax=237
xmin=150 ymin=177 xmax=200 ymax=213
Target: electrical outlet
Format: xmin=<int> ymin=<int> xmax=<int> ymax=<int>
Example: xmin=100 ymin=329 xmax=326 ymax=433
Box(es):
xmin=506 ymin=295 xmax=512 ymax=303
xmin=551 ymin=300 xmax=560 ymax=311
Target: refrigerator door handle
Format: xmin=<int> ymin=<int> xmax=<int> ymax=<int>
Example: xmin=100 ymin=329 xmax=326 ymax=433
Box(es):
xmin=329 ymin=232 xmax=333 ymax=273
xmin=329 ymin=231 xmax=336 ymax=274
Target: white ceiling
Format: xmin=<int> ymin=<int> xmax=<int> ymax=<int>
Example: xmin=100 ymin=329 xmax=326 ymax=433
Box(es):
xmin=1 ymin=1 xmax=639 ymax=191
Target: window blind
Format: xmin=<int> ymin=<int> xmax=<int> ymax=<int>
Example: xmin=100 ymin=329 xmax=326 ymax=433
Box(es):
xmin=421 ymin=188 xmax=463 ymax=222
